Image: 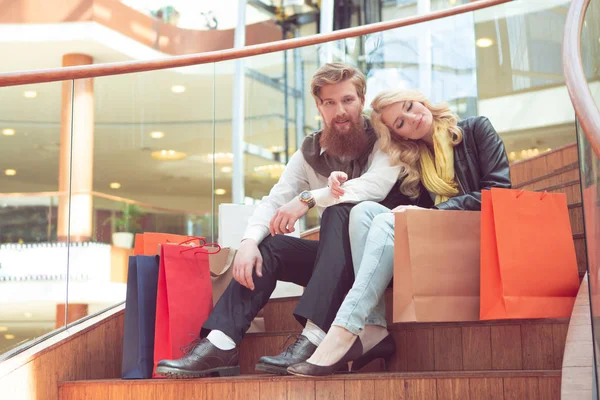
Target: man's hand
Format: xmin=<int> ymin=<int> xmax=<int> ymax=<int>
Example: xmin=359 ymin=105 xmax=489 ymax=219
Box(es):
xmin=233 ymin=239 xmax=263 ymax=290
xmin=269 ymin=197 xmax=309 ymax=236
xmin=328 ymin=171 xmax=348 ymax=199
xmin=391 ymin=205 xmax=425 ymax=213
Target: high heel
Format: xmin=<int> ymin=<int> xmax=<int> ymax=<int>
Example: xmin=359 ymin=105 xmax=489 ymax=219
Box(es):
xmin=287 ymin=338 xmax=363 ymax=377
xmin=351 ymin=334 xmax=396 ymax=372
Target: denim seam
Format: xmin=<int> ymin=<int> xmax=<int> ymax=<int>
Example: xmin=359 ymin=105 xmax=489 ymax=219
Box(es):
xmin=338 ymin=222 xmax=393 ymax=328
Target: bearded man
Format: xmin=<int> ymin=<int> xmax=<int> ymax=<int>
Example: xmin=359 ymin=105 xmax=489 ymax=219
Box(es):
xmin=156 ymin=63 xmax=402 ymax=378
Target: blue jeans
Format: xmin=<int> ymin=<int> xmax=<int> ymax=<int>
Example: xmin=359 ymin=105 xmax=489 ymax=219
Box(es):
xmin=332 ymin=201 xmax=394 ymax=334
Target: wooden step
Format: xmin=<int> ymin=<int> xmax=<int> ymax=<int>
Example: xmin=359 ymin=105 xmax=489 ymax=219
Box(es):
xmin=58 ymin=370 xmax=561 ymax=399
xmin=240 ymin=317 xmax=568 ymax=375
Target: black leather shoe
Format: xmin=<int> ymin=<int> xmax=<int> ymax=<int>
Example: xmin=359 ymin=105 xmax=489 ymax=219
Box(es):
xmin=255 ymin=335 xmax=317 ymax=375
xmin=287 ymin=337 xmax=363 ymax=377
xmin=155 ymin=338 xmax=240 ymax=378
xmin=351 ymin=334 xmax=396 ymax=372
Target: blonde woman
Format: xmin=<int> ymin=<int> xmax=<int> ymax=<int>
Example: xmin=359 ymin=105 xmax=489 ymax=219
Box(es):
xmin=288 ymin=89 xmax=511 ymax=377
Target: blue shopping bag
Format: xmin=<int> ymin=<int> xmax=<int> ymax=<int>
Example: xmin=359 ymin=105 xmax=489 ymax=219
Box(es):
xmin=121 ymin=255 xmax=160 ymax=379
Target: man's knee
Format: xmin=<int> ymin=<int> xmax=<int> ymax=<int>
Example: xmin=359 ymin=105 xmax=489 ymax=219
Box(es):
xmin=258 ymin=234 xmax=286 ymax=256
xmin=320 ymin=203 xmax=354 ymax=225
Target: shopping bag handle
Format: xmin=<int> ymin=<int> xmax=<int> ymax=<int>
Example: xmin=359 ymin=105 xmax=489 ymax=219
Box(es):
xmin=180 ymin=243 xmax=222 ymax=255
xmin=515 ymin=189 xmax=548 ymax=200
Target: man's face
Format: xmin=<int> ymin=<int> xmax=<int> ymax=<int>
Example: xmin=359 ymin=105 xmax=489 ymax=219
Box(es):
xmin=316 ymin=80 xmax=365 ymax=132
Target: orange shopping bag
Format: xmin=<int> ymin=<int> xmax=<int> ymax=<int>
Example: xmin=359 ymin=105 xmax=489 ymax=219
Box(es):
xmin=134 ymin=233 xmax=205 ymax=256
xmin=480 ymin=188 xmax=580 ymax=320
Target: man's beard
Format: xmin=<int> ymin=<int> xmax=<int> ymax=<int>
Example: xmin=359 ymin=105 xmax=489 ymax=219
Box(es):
xmin=320 ymin=116 xmax=368 ymax=159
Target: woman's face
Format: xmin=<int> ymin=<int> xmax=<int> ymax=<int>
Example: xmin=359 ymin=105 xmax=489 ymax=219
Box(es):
xmin=380 ymin=100 xmax=433 ymax=141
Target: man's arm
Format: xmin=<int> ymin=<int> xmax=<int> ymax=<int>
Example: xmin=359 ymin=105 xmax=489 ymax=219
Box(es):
xmin=311 ymin=146 xmax=401 ymax=207
xmin=242 ymin=150 xmax=310 ymax=245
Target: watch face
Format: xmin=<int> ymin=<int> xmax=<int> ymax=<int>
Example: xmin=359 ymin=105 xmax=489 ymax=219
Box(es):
xmin=301 ymin=191 xmax=312 ymax=201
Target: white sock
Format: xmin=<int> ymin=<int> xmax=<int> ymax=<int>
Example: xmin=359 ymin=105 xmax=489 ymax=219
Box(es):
xmin=206 ymin=330 xmax=236 ymax=350
xmin=301 ymin=320 xmax=327 ymax=347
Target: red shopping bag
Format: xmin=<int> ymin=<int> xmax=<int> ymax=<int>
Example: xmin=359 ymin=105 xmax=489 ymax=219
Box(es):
xmin=152 ymin=240 xmax=217 ymax=377
xmin=480 ymin=188 xmax=580 ymax=320
xmin=134 ymin=233 xmax=205 ymax=256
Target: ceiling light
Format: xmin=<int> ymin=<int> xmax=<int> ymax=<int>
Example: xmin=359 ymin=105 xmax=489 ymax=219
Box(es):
xmin=221 ymin=166 xmax=232 ymax=173
xmin=24 ymin=312 xmax=32 ymax=318
xmin=110 ymin=182 xmax=121 ymax=189
xmin=151 ymin=149 xmax=187 ymax=161
xmin=4 ymin=334 xmax=15 ymax=340
xmin=171 ymin=85 xmax=186 ymax=93
xmin=150 ymin=131 xmax=165 ymax=139
xmin=206 ymin=153 xmax=234 ymax=164
xmin=215 ymin=189 xmax=227 ymax=195
xmin=4 ymin=169 xmax=16 ymax=176
xmin=314 ymin=115 xmax=322 ymax=121
xmin=0 ymin=327 xmax=8 ymax=332
xmin=24 ymin=90 xmax=37 ymax=98
xmin=448 ymin=0 xmax=456 ymax=4
xmin=476 ymin=38 xmax=494 ymax=48
xmin=2 ymin=128 xmax=15 ymax=136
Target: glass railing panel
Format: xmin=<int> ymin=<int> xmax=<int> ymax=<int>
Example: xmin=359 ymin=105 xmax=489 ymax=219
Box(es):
xmin=65 ymin=67 xmax=215 ymax=326
xmin=211 ymin=0 xmax=581 ymax=236
xmin=0 ymin=81 xmax=73 ymax=356
xmin=579 ymin=0 xmax=600 ymax=392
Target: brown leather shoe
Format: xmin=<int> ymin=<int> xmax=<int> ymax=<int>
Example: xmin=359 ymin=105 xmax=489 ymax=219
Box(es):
xmin=155 ymin=338 xmax=240 ymax=378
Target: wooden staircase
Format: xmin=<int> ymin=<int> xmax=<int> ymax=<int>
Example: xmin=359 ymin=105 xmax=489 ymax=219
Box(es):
xmin=57 ymin=297 xmax=567 ymax=399
xmin=1 ymin=144 xmax=587 ymax=400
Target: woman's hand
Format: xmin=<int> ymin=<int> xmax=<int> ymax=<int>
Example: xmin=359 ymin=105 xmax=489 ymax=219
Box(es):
xmin=391 ymin=205 xmax=426 ymax=213
xmin=328 ymin=171 xmax=348 ymax=199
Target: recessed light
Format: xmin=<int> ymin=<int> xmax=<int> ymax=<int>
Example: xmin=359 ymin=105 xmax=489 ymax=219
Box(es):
xmin=476 ymin=38 xmax=494 ymax=48
xmin=2 ymin=128 xmax=15 ymax=136
xmin=150 ymin=131 xmax=165 ymax=139
xmin=24 ymin=90 xmax=37 ymax=98
xmin=110 ymin=182 xmax=121 ymax=189
xmin=215 ymin=189 xmax=227 ymax=195
xmin=4 ymin=334 xmax=15 ymax=340
xmin=24 ymin=312 xmax=32 ymax=318
xmin=4 ymin=169 xmax=16 ymax=176
xmin=151 ymin=150 xmax=187 ymax=161
xmin=206 ymin=153 xmax=234 ymax=164
xmin=171 ymin=85 xmax=186 ymax=93
xmin=221 ymin=166 xmax=232 ymax=173
xmin=0 ymin=327 xmax=8 ymax=332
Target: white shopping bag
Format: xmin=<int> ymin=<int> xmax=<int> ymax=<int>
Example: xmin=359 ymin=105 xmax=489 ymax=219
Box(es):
xmin=218 ymin=203 xmax=303 ymax=298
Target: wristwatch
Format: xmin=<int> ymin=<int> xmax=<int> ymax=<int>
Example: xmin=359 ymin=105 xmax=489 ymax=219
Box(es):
xmin=299 ymin=190 xmax=316 ymax=209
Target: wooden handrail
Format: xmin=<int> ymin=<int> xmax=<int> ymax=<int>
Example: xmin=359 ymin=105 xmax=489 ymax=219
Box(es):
xmin=0 ymin=0 xmax=512 ymax=86
xmin=563 ymin=0 xmax=600 ymax=159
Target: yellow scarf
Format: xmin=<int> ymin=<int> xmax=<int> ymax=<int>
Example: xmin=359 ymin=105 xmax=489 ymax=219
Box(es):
xmin=418 ymin=124 xmax=459 ymax=205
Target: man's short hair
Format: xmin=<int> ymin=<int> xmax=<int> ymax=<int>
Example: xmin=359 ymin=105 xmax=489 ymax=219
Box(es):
xmin=310 ymin=63 xmax=367 ymax=103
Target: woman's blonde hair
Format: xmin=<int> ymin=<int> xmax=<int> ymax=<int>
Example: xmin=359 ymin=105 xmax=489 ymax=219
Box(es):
xmin=370 ymin=89 xmax=463 ymax=199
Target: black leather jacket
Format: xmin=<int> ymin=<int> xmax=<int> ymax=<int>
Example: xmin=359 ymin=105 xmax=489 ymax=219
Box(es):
xmin=378 ymin=116 xmax=511 ymax=211
xmin=434 ymin=116 xmax=511 ymax=211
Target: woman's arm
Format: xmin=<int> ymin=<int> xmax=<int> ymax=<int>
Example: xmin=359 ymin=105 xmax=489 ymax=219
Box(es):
xmin=434 ymin=117 xmax=511 ymax=211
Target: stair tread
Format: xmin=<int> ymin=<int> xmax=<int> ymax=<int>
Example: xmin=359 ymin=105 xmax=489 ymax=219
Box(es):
xmin=59 ymin=369 xmax=561 ymax=387
xmin=246 ymin=316 xmax=569 ymax=337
